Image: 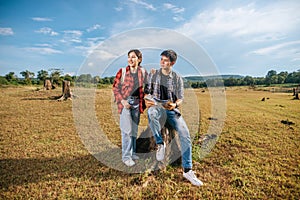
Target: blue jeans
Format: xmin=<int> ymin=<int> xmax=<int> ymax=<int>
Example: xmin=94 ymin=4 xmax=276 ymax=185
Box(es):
xmin=120 ymin=107 xmax=140 ymax=162
xmin=147 ymin=106 xmax=192 ymax=169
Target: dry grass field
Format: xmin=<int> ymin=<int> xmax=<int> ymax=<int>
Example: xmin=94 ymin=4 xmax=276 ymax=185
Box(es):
xmin=0 ymin=85 xmax=299 ymax=199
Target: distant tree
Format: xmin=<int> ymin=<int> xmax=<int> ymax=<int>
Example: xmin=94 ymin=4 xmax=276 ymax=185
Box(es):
xmin=109 ymin=76 xmax=115 ymax=84
xmin=243 ymin=76 xmax=255 ymax=86
xmin=76 ymin=74 xmax=93 ymax=83
xmin=254 ymin=77 xmax=265 ymax=85
xmin=224 ymin=77 xmax=239 ymax=86
xmin=93 ymin=76 xmax=100 ymax=84
xmin=266 ymin=70 xmax=277 ymax=78
xmin=20 ymin=70 xmax=35 ymax=79
xmin=37 ymin=70 xmax=49 ymax=83
xmin=206 ymin=79 xmax=224 ymax=87
xmin=0 ymin=76 xmax=9 ymax=85
xmin=64 ymin=74 xmax=73 ymax=82
xmin=265 ymin=70 xmax=277 ymax=85
xmin=50 ymin=70 xmax=61 ymax=85
xmin=72 ymin=75 xmax=77 ymax=82
xmin=101 ymin=77 xmax=111 ymax=84
xmin=184 ymin=80 xmax=191 ymax=88
xmin=277 ymin=71 xmax=288 ymax=84
xmin=286 ymin=70 xmax=300 ymax=83
xmin=20 ymin=70 xmax=35 ymax=85
xmin=191 ymin=82 xmax=198 ymax=88
xmin=5 ymin=72 xmax=17 ymax=82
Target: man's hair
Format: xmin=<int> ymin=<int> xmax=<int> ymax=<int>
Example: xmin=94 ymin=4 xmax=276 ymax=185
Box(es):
xmin=128 ymin=49 xmax=142 ymax=66
xmin=160 ymin=49 xmax=177 ymax=63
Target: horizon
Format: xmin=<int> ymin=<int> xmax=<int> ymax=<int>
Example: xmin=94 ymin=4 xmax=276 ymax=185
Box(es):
xmin=4 ymin=69 xmax=299 ymax=80
xmin=1 ymin=1 xmax=300 ymax=77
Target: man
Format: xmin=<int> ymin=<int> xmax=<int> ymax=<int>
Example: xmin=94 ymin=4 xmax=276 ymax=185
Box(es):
xmin=144 ymin=49 xmax=203 ymax=186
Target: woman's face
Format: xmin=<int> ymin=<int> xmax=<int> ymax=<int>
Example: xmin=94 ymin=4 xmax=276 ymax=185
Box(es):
xmin=128 ymin=51 xmax=140 ymax=68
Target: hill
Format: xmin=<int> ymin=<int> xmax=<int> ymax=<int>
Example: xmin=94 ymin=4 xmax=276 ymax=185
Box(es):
xmin=184 ymin=75 xmax=244 ymax=82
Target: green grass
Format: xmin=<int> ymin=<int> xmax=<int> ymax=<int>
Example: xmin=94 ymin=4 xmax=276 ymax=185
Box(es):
xmin=0 ymin=86 xmax=299 ymax=199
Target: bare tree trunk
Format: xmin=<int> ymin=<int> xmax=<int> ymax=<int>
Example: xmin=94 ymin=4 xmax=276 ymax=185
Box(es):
xmin=162 ymin=123 xmax=182 ymax=167
xmin=57 ymin=80 xmax=72 ymax=101
xmin=294 ymin=85 xmax=300 ymax=100
xmin=136 ymin=123 xmax=182 ymax=168
xmin=293 ymin=88 xmax=296 ymax=96
xmin=44 ymin=79 xmax=52 ymax=90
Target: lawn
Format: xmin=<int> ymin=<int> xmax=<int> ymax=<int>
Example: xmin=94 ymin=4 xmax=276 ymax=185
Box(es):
xmin=0 ymin=85 xmax=299 ymax=199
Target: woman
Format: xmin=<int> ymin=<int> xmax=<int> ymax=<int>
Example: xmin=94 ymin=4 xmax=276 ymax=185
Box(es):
xmin=112 ymin=49 xmax=147 ymax=167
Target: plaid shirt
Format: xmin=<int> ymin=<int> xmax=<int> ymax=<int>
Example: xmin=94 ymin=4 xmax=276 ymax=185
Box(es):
xmin=145 ymin=69 xmax=184 ymax=102
xmin=113 ymin=66 xmax=148 ymax=114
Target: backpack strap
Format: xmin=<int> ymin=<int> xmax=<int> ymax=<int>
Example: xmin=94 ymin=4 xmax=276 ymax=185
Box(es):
xmin=140 ymin=67 xmax=145 ymax=80
xmin=120 ymin=67 xmax=145 ymax=84
xmin=121 ymin=67 xmax=126 ymax=84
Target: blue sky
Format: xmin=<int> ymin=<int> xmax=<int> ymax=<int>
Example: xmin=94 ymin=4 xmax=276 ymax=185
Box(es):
xmin=0 ymin=0 xmax=300 ymax=77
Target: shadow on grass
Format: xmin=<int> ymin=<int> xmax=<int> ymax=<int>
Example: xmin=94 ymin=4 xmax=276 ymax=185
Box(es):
xmin=21 ymin=96 xmax=62 ymax=101
xmin=0 ymin=154 xmax=127 ymax=189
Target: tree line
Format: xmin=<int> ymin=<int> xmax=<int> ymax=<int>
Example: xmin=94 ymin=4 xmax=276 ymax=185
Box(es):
xmin=0 ymin=69 xmax=299 ymax=87
xmin=0 ymin=69 xmax=114 ymax=86
xmin=187 ymin=69 xmax=300 ymax=88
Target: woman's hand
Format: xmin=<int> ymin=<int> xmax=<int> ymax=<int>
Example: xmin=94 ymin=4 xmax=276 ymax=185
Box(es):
xmin=121 ymin=99 xmax=131 ymax=109
xmin=144 ymin=95 xmax=156 ymax=108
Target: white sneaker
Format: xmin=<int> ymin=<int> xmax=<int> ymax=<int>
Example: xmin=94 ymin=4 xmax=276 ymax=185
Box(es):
xmin=183 ymin=170 xmax=203 ymax=186
xmin=132 ymin=155 xmax=139 ymax=160
xmin=156 ymin=143 xmax=165 ymax=161
xmin=123 ymin=158 xmax=135 ymax=167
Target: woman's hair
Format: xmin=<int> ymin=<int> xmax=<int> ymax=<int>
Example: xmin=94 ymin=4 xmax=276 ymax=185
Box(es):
xmin=160 ymin=49 xmax=177 ymax=63
xmin=128 ymin=49 xmax=142 ymax=66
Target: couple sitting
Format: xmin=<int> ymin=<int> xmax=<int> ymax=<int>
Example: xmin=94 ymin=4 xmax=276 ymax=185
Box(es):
xmin=113 ymin=49 xmax=203 ymax=186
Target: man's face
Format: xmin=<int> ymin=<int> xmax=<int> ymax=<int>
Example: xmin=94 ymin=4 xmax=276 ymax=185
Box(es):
xmin=160 ymin=55 xmax=174 ymax=70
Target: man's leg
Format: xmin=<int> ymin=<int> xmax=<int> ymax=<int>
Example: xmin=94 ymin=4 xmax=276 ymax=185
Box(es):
xmin=147 ymin=106 xmax=166 ymax=145
xmin=166 ymin=110 xmax=192 ymax=169
xmin=166 ymin=110 xmax=203 ymax=186
xmin=147 ymin=106 xmax=167 ymax=161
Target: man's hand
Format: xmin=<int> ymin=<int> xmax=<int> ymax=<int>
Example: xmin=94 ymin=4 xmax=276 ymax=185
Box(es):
xmin=163 ymin=101 xmax=176 ymax=110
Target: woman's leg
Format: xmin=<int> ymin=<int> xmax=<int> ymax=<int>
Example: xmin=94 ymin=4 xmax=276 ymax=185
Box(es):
xmin=120 ymin=108 xmax=133 ymax=162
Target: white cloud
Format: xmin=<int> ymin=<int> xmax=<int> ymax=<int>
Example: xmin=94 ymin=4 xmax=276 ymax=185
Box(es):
xmin=64 ymin=30 xmax=82 ymax=37
xmin=177 ymin=2 xmax=300 ymax=40
xmin=163 ymin=3 xmax=185 ymax=22
xmin=31 ymin=17 xmax=53 ymax=22
xmin=35 ymin=27 xmax=58 ymax=36
xmin=35 ymin=43 xmax=53 ymax=47
xmin=173 ymin=16 xmax=184 ymax=22
xmin=86 ymin=24 xmax=102 ymax=32
xmin=24 ymin=47 xmax=63 ymax=55
xmin=80 ymin=28 xmax=217 ymax=76
xmin=130 ymin=0 xmax=156 ymax=11
xmin=115 ymin=7 xmax=123 ymax=12
xmin=163 ymin=3 xmax=185 ymax=13
xmin=61 ymin=30 xmax=83 ymax=44
xmin=73 ymin=37 xmax=105 ymax=57
xmin=250 ymin=40 xmax=300 ymax=61
xmin=0 ymin=27 xmax=14 ymax=36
